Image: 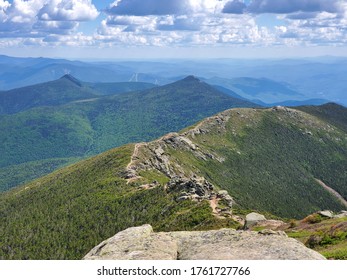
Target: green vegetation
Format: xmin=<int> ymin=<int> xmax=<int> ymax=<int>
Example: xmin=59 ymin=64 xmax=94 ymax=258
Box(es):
xmin=0 ymin=75 xmax=256 ymax=190
xmin=0 ymin=145 xmax=238 ymax=259
xmin=0 ymin=78 xmax=346 ymax=260
xmin=85 ymin=81 xmax=156 ymax=96
xmin=0 ymin=157 xmax=80 ymax=192
xmin=287 ymin=217 xmax=347 ymax=260
xmin=0 ymin=75 xmax=156 ymax=115
xmin=158 ymin=106 xmax=347 ymax=218
xmin=0 ymin=75 xmax=97 ymax=115
xmin=319 ymin=241 xmax=347 ymax=260
xmin=297 ymin=103 xmax=347 ymax=133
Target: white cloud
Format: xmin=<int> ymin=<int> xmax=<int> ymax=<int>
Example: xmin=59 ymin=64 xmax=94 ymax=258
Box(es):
xmin=33 ymin=20 xmax=79 ymax=35
xmin=271 ymin=1 xmax=347 ymax=46
xmin=38 ymin=0 xmax=99 ymax=21
xmin=0 ymin=0 xmax=98 ymax=37
xmin=1 ymin=0 xmax=347 ymax=51
xmin=97 ymin=11 xmax=276 ymax=48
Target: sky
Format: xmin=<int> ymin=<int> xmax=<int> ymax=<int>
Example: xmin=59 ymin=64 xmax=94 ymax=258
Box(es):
xmin=0 ymin=0 xmax=347 ymax=59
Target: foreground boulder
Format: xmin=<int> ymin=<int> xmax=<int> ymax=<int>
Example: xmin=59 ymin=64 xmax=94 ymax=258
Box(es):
xmin=83 ymin=225 xmax=325 ymax=260
xmin=244 ymin=212 xmax=267 ymax=229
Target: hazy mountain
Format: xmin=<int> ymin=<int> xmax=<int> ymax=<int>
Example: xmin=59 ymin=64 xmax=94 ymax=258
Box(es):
xmin=0 ymin=75 xmax=97 ymax=114
xmin=1 ymin=56 xmax=346 ymax=105
xmin=0 ymin=103 xmax=345 ymax=259
xmin=253 ymin=98 xmax=330 ymax=107
xmin=0 ymin=55 xmax=134 ymax=89
xmin=0 ymin=74 xmax=157 ymax=115
xmin=206 ymin=77 xmax=304 ymax=103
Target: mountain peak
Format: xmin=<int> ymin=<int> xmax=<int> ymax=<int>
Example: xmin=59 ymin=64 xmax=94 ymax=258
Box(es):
xmin=60 ymin=74 xmax=82 ymax=87
xmin=182 ymin=75 xmax=201 ymax=82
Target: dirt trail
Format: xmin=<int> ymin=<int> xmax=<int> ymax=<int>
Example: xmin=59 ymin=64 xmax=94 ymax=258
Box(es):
xmin=209 ymin=197 xmax=219 ymax=214
xmin=315 ymin=179 xmax=347 ymax=208
xmin=126 ymin=143 xmax=146 ymax=183
xmin=126 ymin=143 xmax=145 ymax=170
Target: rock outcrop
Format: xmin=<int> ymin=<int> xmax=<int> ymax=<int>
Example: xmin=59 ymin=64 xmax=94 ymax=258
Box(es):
xmin=124 ymin=115 xmax=236 ymax=217
xmin=318 ymin=210 xmax=334 ymax=218
xmin=335 ymin=210 xmax=347 ymax=218
xmin=244 ymin=212 xmax=267 ymax=229
xmin=84 ymin=225 xmax=325 ymax=260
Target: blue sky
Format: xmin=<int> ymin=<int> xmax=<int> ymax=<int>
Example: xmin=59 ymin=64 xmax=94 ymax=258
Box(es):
xmin=0 ymin=0 xmax=346 ymax=59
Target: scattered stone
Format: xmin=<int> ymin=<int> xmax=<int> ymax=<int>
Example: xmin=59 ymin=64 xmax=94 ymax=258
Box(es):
xmin=217 ymin=190 xmax=234 ymax=208
xmin=334 ymin=210 xmax=347 ymax=219
xmin=245 ymin=212 xmax=267 ymax=229
xmin=318 ymin=210 xmax=334 ymax=218
xmin=168 ymin=176 xmax=214 ymax=201
xmin=176 ymin=195 xmax=190 ymax=202
xmin=305 ymin=235 xmax=323 ymax=249
xmin=84 ymin=225 xmax=325 ymax=260
xmin=272 ymin=106 xmax=287 ymax=112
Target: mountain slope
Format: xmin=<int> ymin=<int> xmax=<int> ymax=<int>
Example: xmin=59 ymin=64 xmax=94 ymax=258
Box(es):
xmin=0 ymin=157 xmax=81 ymax=193
xmin=0 ymin=103 xmax=346 ymax=259
xmin=0 ymin=74 xmax=157 ymax=115
xmin=85 ymin=81 xmax=156 ymax=96
xmin=125 ymin=104 xmax=347 ymax=219
xmin=0 ymin=75 xmax=97 ymax=114
xmin=0 ymin=76 xmax=257 ymax=190
xmin=297 ymin=103 xmax=347 ymax=133
xmin=206 ymin=77 xmax=304 ymax=103
xmin=0 ymin=145 xmax=235 ymax=259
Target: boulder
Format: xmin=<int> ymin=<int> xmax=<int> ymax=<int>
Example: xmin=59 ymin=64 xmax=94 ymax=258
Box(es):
xmin=318 ymin=210 xmax=334 ymax=218
xmin=83 ymin=225 xmax=177 ymax=260
xmin=334 ymin=210 xmax=347 ymax=219
xmin=245 ymin=212 xmax=267 ymax=229
xmin=217 ymin=190 xmax=234 ymax=208
xmin=84 ymin=225 xmax=325 ymax=260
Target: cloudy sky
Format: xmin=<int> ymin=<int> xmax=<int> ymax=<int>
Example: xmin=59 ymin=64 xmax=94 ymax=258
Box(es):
xmin=0 ymin=0 xmax=346 ymax=59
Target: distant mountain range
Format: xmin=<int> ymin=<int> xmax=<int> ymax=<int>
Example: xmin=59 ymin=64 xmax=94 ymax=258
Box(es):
xmin=0 ymin=103 xmax=346 ymax=259
xmin=1 ymin=55 xmax=345 ymax=105
xmin=206 ymin=77 xmax=305 ymax=103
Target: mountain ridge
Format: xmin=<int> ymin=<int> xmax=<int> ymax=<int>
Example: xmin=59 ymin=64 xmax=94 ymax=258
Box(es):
xmin=0 ymin=103 xmax=346 ymax=259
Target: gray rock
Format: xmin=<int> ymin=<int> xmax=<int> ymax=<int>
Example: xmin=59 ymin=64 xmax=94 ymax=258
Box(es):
xmin=318 ymin=210 xmax=334 ymax=218
xmin=218 ymin=190 xmax=229 ymax=196
xmin=168 ymin=176 xmax=215 ymax=201
xmin=176 ymin=195 xmax=190 ymax=202
xmin=217 ymin=190 xmax=234 ymax=208
xmin=83 ymin=225 xmax=177 ymax=260
xmin=84 ymin=225 xmax=325 ymax=260
xmin=334 ymin=210 xmax=347 ymax=218
xmin=245 ymin=212 xmax=267 ymax=229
